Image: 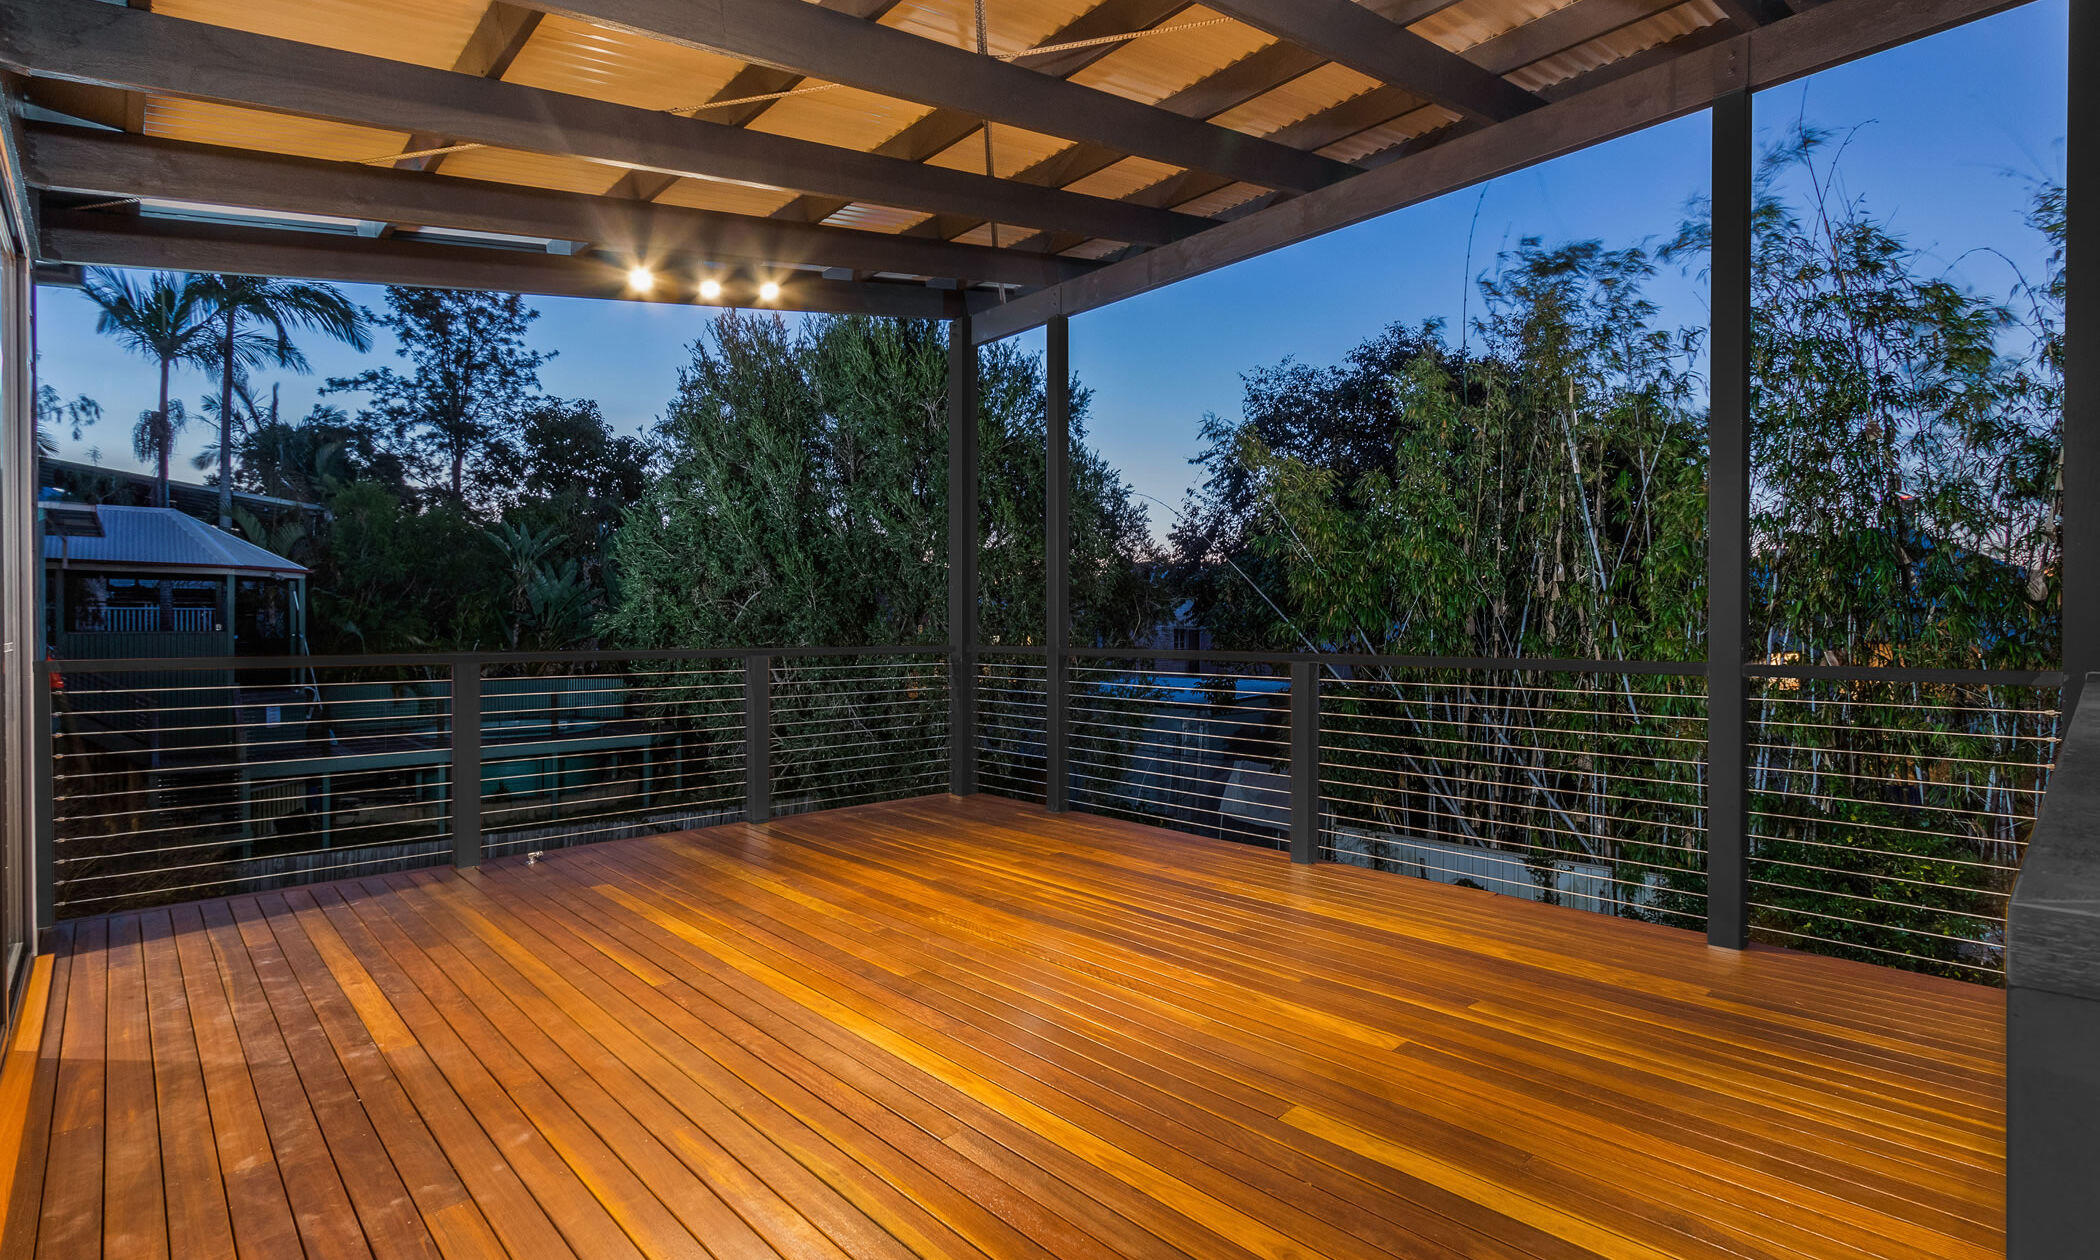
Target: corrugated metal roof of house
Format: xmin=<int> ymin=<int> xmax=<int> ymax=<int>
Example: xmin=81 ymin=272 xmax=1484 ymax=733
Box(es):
xmin=41 ymin=505 xmax=308 ymax=575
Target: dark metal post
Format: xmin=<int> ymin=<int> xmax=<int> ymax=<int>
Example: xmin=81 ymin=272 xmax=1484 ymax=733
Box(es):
xmin=1289 ymin=659 xmax=1318 ymax=863
xmin=1045 ymin=315 xmax=1071 ymax=812
xmin=744 ymin=653 xmax=771 ymax=823
xmin=32 ymin=674 xmax=51 ymax=930
xmin=948 ymin=315 xmax=979 ymax=796
xmin=449 ymin=659 xmax=481 ymax=868
xmin=2008 ymin=980 xmax=2100 ymax=1260
xmin=2065 ymin=0 xmax=2097 ymax=726
xmin=1706 ymin=90 xmax=1753 ymax=949
xmin=2009 ymin=12 xmax=2098 ymax=1256
xmin=2010 ymin=677 xmax=2100 ymax=1258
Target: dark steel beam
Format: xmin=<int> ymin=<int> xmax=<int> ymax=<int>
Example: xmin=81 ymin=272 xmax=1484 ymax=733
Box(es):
xmin=1045 ymin=315 xmax=1071 ymax=813
xmin=57 ymin=638 xmax=2059 ymax=681
xmin=1710 ymin=0 xmax=1796 ymax=31
xmin=0 ymin=0 xmax=1207 ymax=247
xmin=15 ymin=78 xmax=132 ymax=131
xmin=21 ymin=124 xmax=1093 ymax=289
xmin=972 ymin=0 xmax=2029 ymax=343
xmin=992 ymin=0 xmax=1686 ymax=256
xmin=1199 ymin=0 xmax=1542 ymax=122
xmin=768 ymin=0 xmax=1192 ymax=231
xmin=776 ymin=0 xmax=1454 ymax=242
xmin=599 ymin=0 xmax=909 ymax=206
xmin=36 ymin=208 xmax=964 ymax=318
xmin=918 ymin=35 xmax=1376 ymax=249
xmin=1706 ymin=90 xmax=1752 ymax=951
xmin=516 ymin=0 xmax=1357 ymax=194
xmin=399 ymin=1 xmax=545 ymax=176
xmin=2009 ymin=18 xmax=2099 ymax=1249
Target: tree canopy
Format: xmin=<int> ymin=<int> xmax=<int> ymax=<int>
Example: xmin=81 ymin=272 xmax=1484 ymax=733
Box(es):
xmin=326 ymin=288 xmax=548 ymax=503
xmin=1166 ymin=130 xmax=2063 ymax=978
xmin=600 ymin=313 xmax=1158 ymax=651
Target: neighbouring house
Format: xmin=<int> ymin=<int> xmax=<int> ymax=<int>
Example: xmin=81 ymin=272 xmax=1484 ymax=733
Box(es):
xmin=1133 ymin=597 xmax=1210 ymax=674
xmin=42 ymin=501 xmax=307 ymax=664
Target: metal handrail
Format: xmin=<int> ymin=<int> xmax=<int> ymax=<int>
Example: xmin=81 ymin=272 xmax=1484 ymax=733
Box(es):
xmin=44 ymin=643 xmax=947 ymax=674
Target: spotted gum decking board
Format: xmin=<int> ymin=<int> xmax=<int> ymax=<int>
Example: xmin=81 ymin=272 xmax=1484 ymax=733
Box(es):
xmin=0 ymin=795 xmax=2005 ymax=1258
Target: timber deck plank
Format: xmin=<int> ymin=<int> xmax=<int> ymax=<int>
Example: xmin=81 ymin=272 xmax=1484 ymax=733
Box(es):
xmin=0 ymin=795 xmax=2007 ymax=1258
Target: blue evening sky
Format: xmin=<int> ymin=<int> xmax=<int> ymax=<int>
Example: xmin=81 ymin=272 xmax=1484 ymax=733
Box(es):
xmin=33 ymin=1 xmax=2067 ymax=537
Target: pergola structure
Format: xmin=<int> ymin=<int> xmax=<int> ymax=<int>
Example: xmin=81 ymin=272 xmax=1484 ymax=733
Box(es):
xmin=0 ymin=0 xmax=2090 ymax=1254
xmin=0 ymin=0 xmax=2036 ymax=317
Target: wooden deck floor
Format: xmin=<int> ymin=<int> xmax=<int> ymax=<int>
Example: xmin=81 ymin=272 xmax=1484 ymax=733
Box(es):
xmin=0 ymin=795 xmax=2004 ymax=1259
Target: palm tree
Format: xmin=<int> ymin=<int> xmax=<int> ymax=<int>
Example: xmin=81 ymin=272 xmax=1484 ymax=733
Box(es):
xmin=192 ymin=274 xmax=371 ymax=527
xmin=190 ymin=372 xmax=275 ymax=479
xmin=132 ymin=399 xmax=189 ymax=489
xmin=80 ymin=269 xmax=214 ymax=507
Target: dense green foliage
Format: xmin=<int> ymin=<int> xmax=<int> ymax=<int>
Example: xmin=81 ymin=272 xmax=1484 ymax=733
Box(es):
xmin=602 ymin=314 xmax=949 ymax=651
xmin=600 ymin=313 xmax=1157 ymax=651
xmin=1728 ymin=129 xmax=2063 ymax=976
xmin=1726 ymin=128 xmax=2058 ymax=671
xmin=594 ymin=313 xmax=1156 ymax=809
xmin=1169 ymin=131 xmax=2063 ymax=978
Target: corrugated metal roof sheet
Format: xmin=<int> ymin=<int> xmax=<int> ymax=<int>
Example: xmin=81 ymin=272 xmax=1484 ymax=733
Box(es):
xmin=109 ymin=0 xmax=1738 ymax=274
xmin=41 ymin=507 xmax=308 ymax=576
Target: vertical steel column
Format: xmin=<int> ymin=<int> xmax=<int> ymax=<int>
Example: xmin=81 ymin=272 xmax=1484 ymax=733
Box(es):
xmin=1706 ymin=90 xmax=1753 ymax=950
xmin=17 ymin=259 xmax=48 ymax=943
xmin=1290 ymin=659 xmax=1318 ymax=863
xmin=2010 ymin=11 xmax=2097 ymax=1257
xmin=32 ymin=674 xmax=50 ymax=930
xmin=948 ymin=315 xmax=979 ymax=796
xmin=745 ymin=653 xmax=771 ymax=823
xmin=24 ymin=253 xmax=45 ymax=938
xmin=8 ymin=136 xmax=44 ymax=973
xmin=449 ymin=659 xmax=481 ymax=868
xmin=1045 ymin=316 xmax=1071 ymax=812
xmin=2064 ymin=0 xmax=2097 ymax=727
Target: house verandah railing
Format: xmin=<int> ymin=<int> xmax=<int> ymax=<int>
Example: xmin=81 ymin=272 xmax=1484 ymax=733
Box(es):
xmin=981 ymin=646 xmax=2063 ymax=978
xmin=38 ymin=646 xmax=952 ymax=921
xmin=39 ymin=642 xmax=2063 ymax=985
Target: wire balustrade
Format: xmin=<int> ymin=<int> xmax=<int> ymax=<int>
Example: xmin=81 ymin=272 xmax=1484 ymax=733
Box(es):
xmin=41 ymin=644 xmax=2058 ymax=980
xmin=45 ymin=646 xmax=948 ymax=915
